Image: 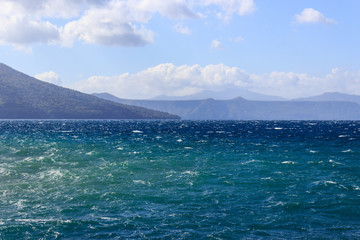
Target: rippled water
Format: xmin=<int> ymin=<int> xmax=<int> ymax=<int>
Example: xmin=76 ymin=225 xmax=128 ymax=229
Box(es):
xmin=0 ymin=120 xmax=359 ymax=239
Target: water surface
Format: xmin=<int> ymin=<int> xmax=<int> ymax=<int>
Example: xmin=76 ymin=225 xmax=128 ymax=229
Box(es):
xmin=0 ymin=120 xmax=359 ymax=239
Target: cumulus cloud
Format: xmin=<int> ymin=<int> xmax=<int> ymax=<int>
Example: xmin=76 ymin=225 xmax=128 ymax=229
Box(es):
xmin=0 ymin=0 xmax=255 ymax=49
xmin=35 ymin=71 xmax=62 ymax=85
xmin=70 ymin=64 xmax=360 ymax=99
xmin=0 ymin=1 xmax=60 ymax=46
xmin=70 ymin=63 xmax=250 ymax=99
xmin=294 ymin=8 xmax=336 ymax=25
xmin=62 ymin=1 xmax=154 ymax=47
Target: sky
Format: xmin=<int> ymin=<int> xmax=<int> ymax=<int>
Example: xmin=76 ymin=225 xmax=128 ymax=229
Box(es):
xmin=1 ymin=0 xmax=360 ymax=99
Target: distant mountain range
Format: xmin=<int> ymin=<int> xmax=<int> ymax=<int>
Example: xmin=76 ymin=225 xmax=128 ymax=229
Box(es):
xmin=0 ymin=63 xmax=179 ymax=119
xmin=3 ymin=61 xmax=359 ymax=121
xmin=152 ymin=88 xmax=287 ymax=101
xmin=93 ymin=92 xmax=360 ymax=120
xmin=294 ymin=92 xmax=360 ymax=105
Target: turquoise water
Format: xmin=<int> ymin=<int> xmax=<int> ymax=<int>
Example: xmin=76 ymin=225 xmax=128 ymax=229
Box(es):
xmin=0 ymin=120 xmax=359 ymax=239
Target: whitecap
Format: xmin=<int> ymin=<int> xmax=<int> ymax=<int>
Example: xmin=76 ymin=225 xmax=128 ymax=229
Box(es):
xmin=324 ymin=181 xmax=337 ymax=185
xmin=176 ymin=139 xmax=182 ymax=142
xmin=132 ymin=130 xmax=143 ymax=133
xmin=14 ymin=218 xmax=71 ymax=223
xmin=309 ymin=150 xmax=317 ymax=153
xmin=224 ymin=180 xmax=233 ymax=185
xmin=23 ymin=156 xmax=34 ymax=162
xmin=100 ymin=217 xmax=119 ymax=221
xmin=329 ymin=159 xmax=342 ymax=165
xmin=338 ymin=135 xmax=349 ymax=138
xmin=274 ymin=201 xmax=285 ymax=206
xmin=0 ymin=167 xmax=9 ymax=175
xmin=133 ymin=180 xmax=151 ymax=186
xmin=281 ymin=161 xmax=296 ymax=164
xmin=182 ymin=171 xmax=198 ymax=176
xmin=86 ymin=151 xmax=95 ymax=155
xmin=261 ymin=177 xmax=273 ymax=181
xmin=311 ymin=181 xmax=321 ymax=186
xmin=184 ymin=147 xmax=193 ymax=149
xmin=49 ymin=169 xmax=63 ymax=177
xmin=15 ymin=199 xmax=25 ymax=209
xmin=274 ymin=127 xmax=283 ymax=130
xmin=133 ymin=180 xmax=146 ymax=184
xmin=241 ymin=159 xmax=258 ymax=165
xmin=266 ymin=201 xmax=285 ymax=208
xmin=342 ymin=149 xmax=352 ymax=153
xmin=39 ymin=169 xmax=64 ymax=180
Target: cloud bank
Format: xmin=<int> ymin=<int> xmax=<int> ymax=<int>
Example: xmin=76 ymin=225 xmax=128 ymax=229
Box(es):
xmin=0 ymin=0 xmax=256 ymax=49
xmin=70 ymin=63 xmax=360 ymax=99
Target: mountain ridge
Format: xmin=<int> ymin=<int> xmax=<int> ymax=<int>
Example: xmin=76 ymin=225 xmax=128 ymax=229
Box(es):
xmin=93 ymin=92 xmax=360 ymax=120
xmin=294 ymin=92 xmax=360 ymax=105
xmin=151 ymin=88 xmax=287 ymax=101
xmin=0 ymin=63 xmax=179 ymax=119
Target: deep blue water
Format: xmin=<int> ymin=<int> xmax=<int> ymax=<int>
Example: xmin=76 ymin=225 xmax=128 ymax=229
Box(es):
xmin=0 ymin=120 xmax=359 ymax=239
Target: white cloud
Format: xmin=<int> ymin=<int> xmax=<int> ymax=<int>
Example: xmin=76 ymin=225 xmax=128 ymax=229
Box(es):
xmin=295 ymin=8 xmax=336 ymax=25
xmin=62 ymin=1 xmax=154 ymax=47
xmin=70 ymin=63 xmax=250 ymax=99
xmin=70 ymin=64 xmax=360 ymax=99
xmin=9 ymin=0 xmax=89 ymax=19
xmin=0 ymin=0 xmax=254 ymax=49
xmin=194 ymin=0 xmax=256 ymax=21
xmin=174 ymin=24 xmax=192 ymax=35
xmin=35 ymin=71 xmax=62 ymax=85
xmin=211 ymin=39 xmax=222 ymax=49
xmin=0 ymin=1 xmax=60 ymax=46
xmin=135 ymin=0 xmax=198 ymax=19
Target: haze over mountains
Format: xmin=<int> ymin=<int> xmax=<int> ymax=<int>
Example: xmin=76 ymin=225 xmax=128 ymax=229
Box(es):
xmin=0 ymin=63 xmax=179 ymax=119
xmin=93 ymin=92 xmax=360 ymax=120
xmin=152 ymin=88 xmax=287 ymax=101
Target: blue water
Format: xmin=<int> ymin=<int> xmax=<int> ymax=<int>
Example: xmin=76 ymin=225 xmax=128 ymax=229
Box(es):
xmin=0 ymin=120 xmax=359 ymax=239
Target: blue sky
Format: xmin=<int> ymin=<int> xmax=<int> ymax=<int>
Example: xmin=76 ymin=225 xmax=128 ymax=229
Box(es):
xmin=1 ymin=0 xmax=359 ymax=99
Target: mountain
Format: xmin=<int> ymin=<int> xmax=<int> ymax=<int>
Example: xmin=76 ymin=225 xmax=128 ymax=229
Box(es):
xmin=151 ymin=88 xmax=287 ymax=101
xmin=295 ymin=92 xmax=360 ymax=105
xmin=0 ymin=63 xmax=179 ymax=119
xmin=93 ymin=93 xmax=360 ymax=120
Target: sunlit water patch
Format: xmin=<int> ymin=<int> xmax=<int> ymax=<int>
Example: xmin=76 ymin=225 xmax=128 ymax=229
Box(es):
xmin=0 ymin=120 xmax=359 ymax=239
